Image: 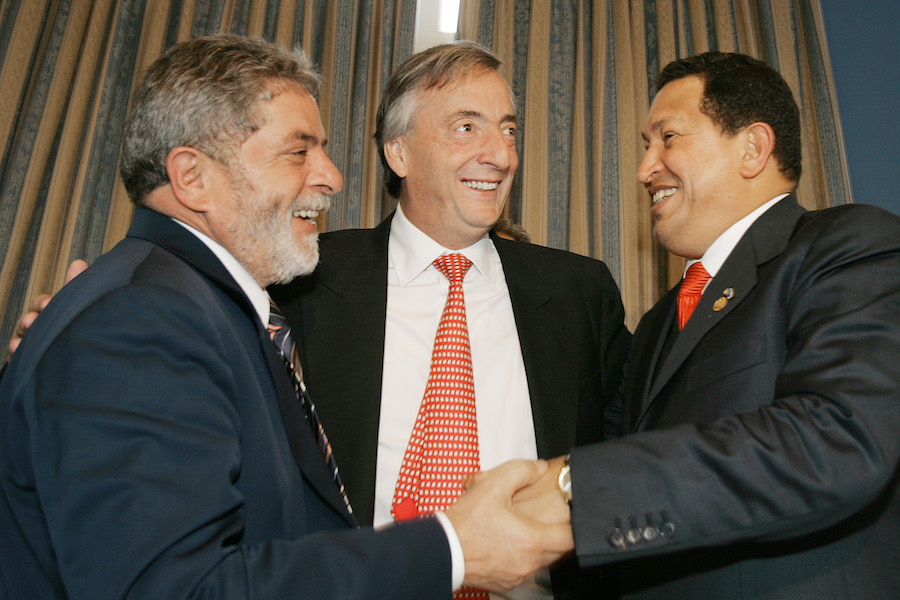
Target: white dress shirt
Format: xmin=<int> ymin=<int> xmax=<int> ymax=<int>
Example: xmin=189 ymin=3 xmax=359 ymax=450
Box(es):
xmin=685 ymin=194 xmax=789 ymax=288
xmin=374 ymin=206 xmax=544 ymax=595
xmin=374 ymin=205 xmax=538 ymax=528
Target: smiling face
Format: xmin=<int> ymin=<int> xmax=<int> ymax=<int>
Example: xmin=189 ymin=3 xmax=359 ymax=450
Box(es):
xmin=638 ymin=76 xmax=751 ymax=259
xmin=212 ymin=86 xmax=342 ymax=285
xmin=386 ymin=68 xmax=518 ymax=250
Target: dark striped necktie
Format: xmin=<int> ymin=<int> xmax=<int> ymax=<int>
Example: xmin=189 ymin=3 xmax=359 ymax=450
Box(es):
xmin=267 ymin=301 xmax=352 ymax=516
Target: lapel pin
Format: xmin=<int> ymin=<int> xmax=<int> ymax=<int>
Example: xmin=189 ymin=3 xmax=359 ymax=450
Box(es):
xmin=713 ymin=288 xmax=734 ymax=312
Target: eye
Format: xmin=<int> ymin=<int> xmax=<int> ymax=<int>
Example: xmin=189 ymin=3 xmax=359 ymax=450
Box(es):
xmin=663 ymin=131 xmax=677 ymax=144
xmin=503 ymin=124 xmax=517 ymax=137
xmin=457 ymin=123 xmax=473 ymax=132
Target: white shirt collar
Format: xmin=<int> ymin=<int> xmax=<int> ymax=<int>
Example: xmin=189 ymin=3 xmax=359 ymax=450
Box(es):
xmin=389 ymin=203 xmax=501 ymax=286
xmin=171 ymin=218 xmax=271 ymax=326
xmin=686 ymin=193 xmax=789 ymax=278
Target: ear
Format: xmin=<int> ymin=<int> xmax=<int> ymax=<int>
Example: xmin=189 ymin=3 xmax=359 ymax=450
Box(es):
xmin=383 ymin=137 xmax=409 ymax=179
xmin=166 ymin=146 xmax=215 ymax=212
xmin=738 ymin=122 xmax=775 ymax=179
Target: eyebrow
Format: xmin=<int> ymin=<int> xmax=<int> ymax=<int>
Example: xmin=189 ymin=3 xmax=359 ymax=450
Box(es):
xmin=455 ymin=110 xmax=518 ymax=124
xmin=284 ymin=130 xmax=328 ymax=148
xmin=641 ymin=115 xmax=680 ymax=142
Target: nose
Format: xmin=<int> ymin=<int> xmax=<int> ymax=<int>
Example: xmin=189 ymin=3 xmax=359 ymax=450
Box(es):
xmin=637 ymin=145 xmax=660 ymax=185
xmin=478 ymin=129 xmax=517 ymax=172
xmin=313 ymin=150 xmax=343 ymax=195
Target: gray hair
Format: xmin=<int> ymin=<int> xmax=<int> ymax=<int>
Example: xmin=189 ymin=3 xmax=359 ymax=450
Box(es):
xmin=120 ymin=34 xmax=322 ymax=204
xmin=374 ymin=41 xmax=515 ymax=198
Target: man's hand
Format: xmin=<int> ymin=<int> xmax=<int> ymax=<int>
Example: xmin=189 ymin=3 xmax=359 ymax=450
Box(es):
xmin=512 ymin=455 xmax=571 ymax=526
xmin=7 ymin=259 xmax=88 ymax=361
xmin=445 ymin=459 xmax=574 ymax=592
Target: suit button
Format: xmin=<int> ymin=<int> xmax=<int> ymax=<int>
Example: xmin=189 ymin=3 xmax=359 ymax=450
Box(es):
xmin=660 ymin=521 xmax=676 ymax=538
xmin=608 ymin=529 xmax=626 ymax=549
xmin=626 ymin=528 xmax=643 ymax=545
xmin=642 ymin=526 xmax=660 ymax=541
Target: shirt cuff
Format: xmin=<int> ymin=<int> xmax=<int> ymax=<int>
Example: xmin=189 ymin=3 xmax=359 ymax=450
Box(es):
xmin=434 ymin=511 xmax=465 ymax=590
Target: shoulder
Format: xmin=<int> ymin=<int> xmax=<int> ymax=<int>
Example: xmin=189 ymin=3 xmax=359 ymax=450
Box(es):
xmin=319 ymin=226 xmax=388 ymax=263
xmin=790 ymin=203 xmax=900 ymax=263
xmin=796 ymin=203 xmax=900 ymax=239
xmin=495 ymin=237 xmax=618 ymax=282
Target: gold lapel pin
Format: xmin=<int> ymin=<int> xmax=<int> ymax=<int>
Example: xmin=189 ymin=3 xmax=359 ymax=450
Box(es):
xmin=713 ymin=288 xmax=734 ymax=312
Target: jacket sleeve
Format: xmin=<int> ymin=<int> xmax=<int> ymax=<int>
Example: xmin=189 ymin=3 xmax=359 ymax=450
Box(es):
xmin=19 ymin=285 xmax=451 ymax=600
xmin=570 ymin=207 xmax=900 ymax=566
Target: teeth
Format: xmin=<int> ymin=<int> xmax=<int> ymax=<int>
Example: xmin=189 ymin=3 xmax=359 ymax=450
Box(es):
xmin=292 ymin=209 xmax=319 ymax=219
xmin=463 ymin=180 xmax=499 ymax=191
xmin=652 ymin=188 xmax=676 ymax=205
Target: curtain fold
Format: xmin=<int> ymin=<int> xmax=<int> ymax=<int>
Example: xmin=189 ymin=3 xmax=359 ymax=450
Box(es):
xmin=0 ymin=0 xmax=417 ymax=345
xmin=460 ymin=0 xmax=850 ymax=327
xmin=0 ymin=0 xmax=849 ymax=343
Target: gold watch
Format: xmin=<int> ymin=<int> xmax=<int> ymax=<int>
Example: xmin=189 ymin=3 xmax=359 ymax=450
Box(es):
xmin=557 ymin=454 xmax=572 ymax=504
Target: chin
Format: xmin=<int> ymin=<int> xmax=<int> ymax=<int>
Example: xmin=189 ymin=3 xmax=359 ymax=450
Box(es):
xmin=268 ymin=238 xmax=320 ymax=284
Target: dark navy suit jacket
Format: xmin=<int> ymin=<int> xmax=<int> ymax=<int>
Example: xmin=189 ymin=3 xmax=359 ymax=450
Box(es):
xmin=571 ymin=198 xmax=900 ymax=599
xmin=0 ymin=208 xmax=450 ymax=599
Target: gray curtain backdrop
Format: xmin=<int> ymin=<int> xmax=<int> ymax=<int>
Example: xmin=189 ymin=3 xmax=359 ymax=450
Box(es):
xmin=0 ymin=0 xmax=848 ymax=345
xmin=460 ymin=0 xmax=850 ymax=325
xmin=0 ymin=0 xmax=417 ymax=346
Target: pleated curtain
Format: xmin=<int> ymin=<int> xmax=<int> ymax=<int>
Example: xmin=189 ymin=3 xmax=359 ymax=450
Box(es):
xmin=0 ymin=0 xmax=417 ymax=344
xmin=460 ymin=0 xmax=850 ymax=326
xmin=0 ymin=0 xmax=849 ymax=343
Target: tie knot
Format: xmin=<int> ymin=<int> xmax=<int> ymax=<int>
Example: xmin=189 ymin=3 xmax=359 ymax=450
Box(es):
xmin=433 ymin=253 xmax=472 ymax=284
xmin=268 ymin=300 xmax=287 ymax=330
xmin=680 ymin=262 xmax=711 ymax=296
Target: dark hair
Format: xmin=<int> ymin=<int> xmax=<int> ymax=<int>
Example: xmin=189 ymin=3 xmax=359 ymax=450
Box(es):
xmin=120 ymin=34 xmax=321 ymax=204
xmin=491 ymin=218 xmax=531 ymax=243
xmin=657 ymin=51 xmax=801 ymax=183
xmin=374 ymin=41 xmax=514 ymax=198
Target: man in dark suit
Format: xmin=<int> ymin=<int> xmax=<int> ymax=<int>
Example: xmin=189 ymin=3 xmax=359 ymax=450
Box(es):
xmin=0 ymin=34 xmax=574 ymax=599
xmin=517 ymin=52 xmax=900 ymax=599
xmin=270 ymin=42 xmax=629 ymax=598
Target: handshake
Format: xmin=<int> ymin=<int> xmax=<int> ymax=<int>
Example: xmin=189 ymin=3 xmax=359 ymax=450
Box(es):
xmin=445 ymin=456 xmax=573 ymax=592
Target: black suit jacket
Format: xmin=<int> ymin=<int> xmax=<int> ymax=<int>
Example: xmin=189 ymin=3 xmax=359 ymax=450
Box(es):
xmin=271 ymin=213 xmax=630 ymax=528
xmin=0 ymin=209 xmax=450 ymax=599
xmin=571 ymin=197 xmax=900 ymax=599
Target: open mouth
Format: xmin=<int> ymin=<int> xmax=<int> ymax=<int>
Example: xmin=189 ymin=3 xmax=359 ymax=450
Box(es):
xmin=292 ymin=209 xmax=320 ymax=221
xmin=462 ymin=180 xmax=499 ymax=191
xmin=652 ymin=188 xmax=677 ymax=205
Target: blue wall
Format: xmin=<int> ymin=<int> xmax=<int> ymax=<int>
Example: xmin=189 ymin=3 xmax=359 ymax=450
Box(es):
xmin=819 ymin=0 xmax=900 ymax=215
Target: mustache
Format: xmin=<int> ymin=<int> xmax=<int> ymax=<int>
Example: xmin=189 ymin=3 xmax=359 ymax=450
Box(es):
xmin=291 ymin=192 xmax=331 ymax=214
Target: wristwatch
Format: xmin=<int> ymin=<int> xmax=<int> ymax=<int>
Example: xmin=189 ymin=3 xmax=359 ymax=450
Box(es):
xmin=557 ymin=454 xmax=572 ymax=504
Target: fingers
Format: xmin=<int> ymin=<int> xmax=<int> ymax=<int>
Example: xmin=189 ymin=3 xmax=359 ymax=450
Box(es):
xmin=65 ymin=259 xmax=89 ymax=283
xmin=7 ymin=295 xmax=51 ymax=361
xmin=7 ymin=259 xmax=87 ymax=362
xmin=446 ymin=459 xmax=574 ymax=592
xmin=535 ymin=520 xmax=575 ymax=556
xmin=512 ymin=455 xmax=570 ymax=525
xmin=483 ymin=458 xmax=548 ymax=493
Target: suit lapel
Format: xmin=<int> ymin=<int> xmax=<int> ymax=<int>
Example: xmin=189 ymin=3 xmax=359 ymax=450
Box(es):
xmin=131 ymin=208 xmax=356 ymax=524
xmin=275 ymin=217 xmax=392 ymax=526
xmin=625 ymin=290 xmax=676 ymax=431
xmin=635 ymin=196 xmax=806 ymax=429
xmin=260 ymin=330 xmax=356 ymax=525
xmin=493 ymin=236 xmax=576 ymax=456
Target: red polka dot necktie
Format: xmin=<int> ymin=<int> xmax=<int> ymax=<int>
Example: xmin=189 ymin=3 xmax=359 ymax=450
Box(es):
xmin=677 ymin=261 xmax=711 ymax=329
xmin=392 ymin=254 xmax=487 ymax=599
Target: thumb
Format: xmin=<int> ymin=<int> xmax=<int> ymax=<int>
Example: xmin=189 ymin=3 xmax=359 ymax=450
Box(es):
xmin=481 ymin=459 xmax=549 ymax=495
xmin=65 ymin=259 xmax=89 ymax=283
